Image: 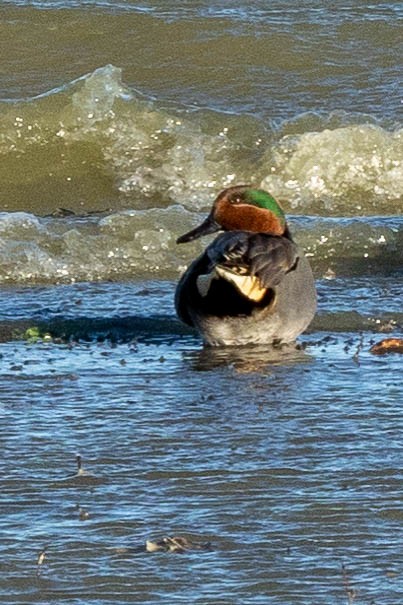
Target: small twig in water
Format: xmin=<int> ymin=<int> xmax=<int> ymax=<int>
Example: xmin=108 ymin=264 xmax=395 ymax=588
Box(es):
xmin=352 ymin=333 xmax=364 ymax=365
xmin=341 ymin=563 xmax=357 ymax=604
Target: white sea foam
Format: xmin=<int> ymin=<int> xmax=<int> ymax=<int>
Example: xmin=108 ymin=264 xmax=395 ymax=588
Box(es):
xmin=0 ymin=208 xmax=401 ymax=284
xmin=261 ymin=124 xmax=403 ymax=213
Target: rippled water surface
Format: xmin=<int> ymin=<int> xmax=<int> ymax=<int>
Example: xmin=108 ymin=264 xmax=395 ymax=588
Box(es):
xmin=0 ymin=1 xmax=402 ymax=603
xmin=1 ymin=281 xmax=402 ymax=604
xmin=1 ymin=329 xmax=402 ymax=604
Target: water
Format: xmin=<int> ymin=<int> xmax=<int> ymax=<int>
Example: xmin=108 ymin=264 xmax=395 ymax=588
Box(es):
xmin=0 ymin=1 xmax=402 ymax=603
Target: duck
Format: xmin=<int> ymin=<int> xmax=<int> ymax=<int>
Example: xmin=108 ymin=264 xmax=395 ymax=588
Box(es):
xmin=175 ymin=185 xmax=316 ymax=346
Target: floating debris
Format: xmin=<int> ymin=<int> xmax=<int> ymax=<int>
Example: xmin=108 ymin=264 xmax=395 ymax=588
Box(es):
xmin=68 ymin=454 xmax=103 ymax=485
xmin=352 ymin=333 xmax=364 ymax=365
xmin=146 ymin=535 xmax=212 ymax=554
xmin=36 ymin=545 xmax=49 ymax=576
xmin=46 ymin=207 xmax=76 ymax=218
xmin=75 ymin=454 xmax=88 ymax=477
xmin=76 ymin=504 xmax=90 ymax=520
xmin=54 ymin=454 xmax=103 ymax=487
xmin=24 ymin=326 xmax=52 ymax=343
xmin=323 ymin=267 xmax=336 ymax=280
xmin=341 ymin=563 xmax=357 ymax=604
xmin=370 ymin=337 xmax=403 ymax=355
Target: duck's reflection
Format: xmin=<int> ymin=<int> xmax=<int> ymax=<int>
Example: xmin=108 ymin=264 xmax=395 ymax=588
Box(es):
xmin=184 ymin=342 xmax=312 ymax=372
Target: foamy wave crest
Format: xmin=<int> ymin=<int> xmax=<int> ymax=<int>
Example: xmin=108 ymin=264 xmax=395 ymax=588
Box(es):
xmin=0 ymin=65 xmax=401 ymax=216
xmin=53 ymin=65 xmax=242 ymax=209
xmin=0 ymin=210 xmax=401 ymax=284
xmin=0 ymin=208 xmax=184 ymax=283
xmin=261 ymin=124 xmax=402 ymax=214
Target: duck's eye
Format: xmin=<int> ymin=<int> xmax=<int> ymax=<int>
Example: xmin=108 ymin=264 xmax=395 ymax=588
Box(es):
xmin=230 ymin=196 xmax=242 ymax=205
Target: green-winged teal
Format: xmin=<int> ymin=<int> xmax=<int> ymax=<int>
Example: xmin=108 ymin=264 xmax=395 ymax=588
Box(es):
xmin=175 ymin=185 xmax=316 ymax=346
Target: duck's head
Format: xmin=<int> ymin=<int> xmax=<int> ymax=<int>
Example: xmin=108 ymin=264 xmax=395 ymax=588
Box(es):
xmin=177 ymin=185 xmax=287 ymax=244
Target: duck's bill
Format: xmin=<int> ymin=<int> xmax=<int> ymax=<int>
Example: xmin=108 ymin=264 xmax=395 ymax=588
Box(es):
xmin=176 ymin=215 xmax=221 ymax=244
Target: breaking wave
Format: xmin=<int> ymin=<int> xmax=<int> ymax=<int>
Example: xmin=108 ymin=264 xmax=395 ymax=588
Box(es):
xmin=0 ymin=209 xmax=401 ymax=284
xmin=0 ymin=65 xmax=401 ymax=284
xmin=0 ymin=64 xmax=401 ymax=216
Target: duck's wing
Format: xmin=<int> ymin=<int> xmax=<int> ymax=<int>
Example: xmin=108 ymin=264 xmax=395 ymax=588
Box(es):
xmin=175 ymin=251 xmax=212 ymax=326
xmin=206 ymin=231 xmax=299 ymax=289
xmin=175 ymin=232 xmax=300 ymax=325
